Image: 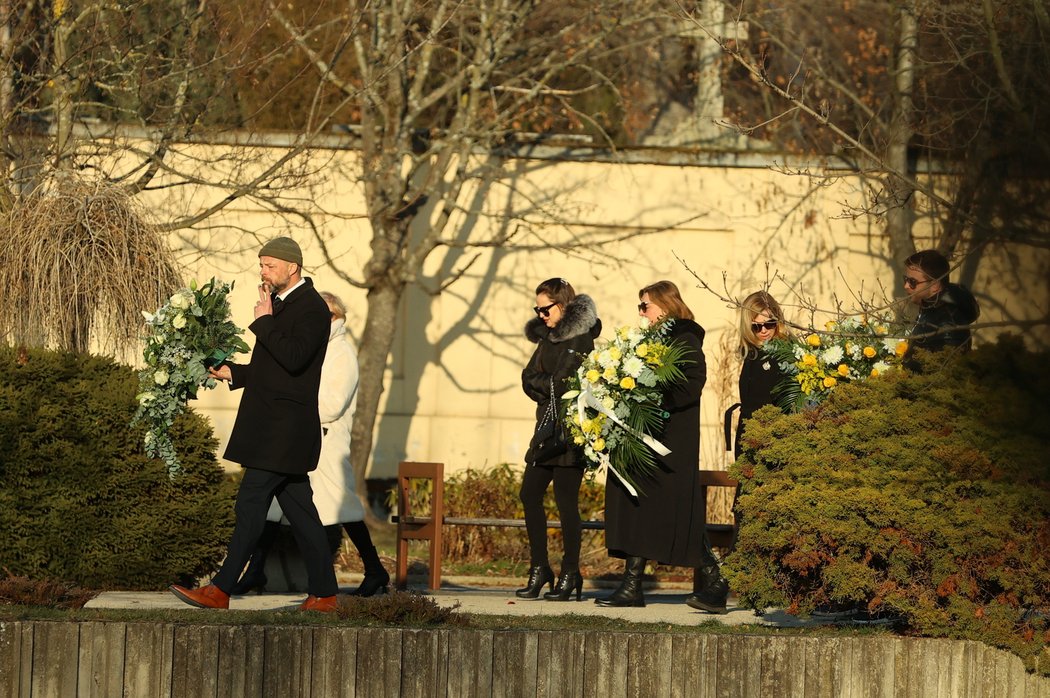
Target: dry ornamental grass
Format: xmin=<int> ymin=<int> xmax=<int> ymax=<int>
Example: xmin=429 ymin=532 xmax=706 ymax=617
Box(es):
xmin=0 ymin=176 xmax=181 ymax=359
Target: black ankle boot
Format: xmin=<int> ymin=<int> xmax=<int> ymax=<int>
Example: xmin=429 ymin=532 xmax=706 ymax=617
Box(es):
xmin=344 ymin=521 xmax=390 ymax=597
xmin=685 ymin=564 xmax=729 ymax=614
xmin=350 ymin=568 xmax=390 ymax=597
xmin=543 ymin=571 xmax=583 ymax=602
xmin=515 ymin=565 xmax=554 ymax=598
xmin=595 ymin=556 xmax=646 ymax=607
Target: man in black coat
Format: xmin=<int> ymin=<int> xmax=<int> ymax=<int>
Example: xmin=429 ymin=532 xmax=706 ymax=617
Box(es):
xmin=170 ymin=237 xmax=340 ymax=612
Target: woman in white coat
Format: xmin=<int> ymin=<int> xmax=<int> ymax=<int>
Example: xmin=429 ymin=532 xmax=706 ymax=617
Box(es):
xmin=231 ymin=292 xmax=389 ymax=596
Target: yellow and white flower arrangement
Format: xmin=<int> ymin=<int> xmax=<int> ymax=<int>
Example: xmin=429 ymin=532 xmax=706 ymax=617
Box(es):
xmin=764 ymin=317 xmax=908 ymax=411
xmin=562 ymin=320 xmax=690 ymax=494
xmin=131 ymin=278 xmax=249 ymax=477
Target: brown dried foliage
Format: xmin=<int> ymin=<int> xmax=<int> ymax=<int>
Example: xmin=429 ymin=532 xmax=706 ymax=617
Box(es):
xmin=0 ymin=573 xmax=96 ymax=610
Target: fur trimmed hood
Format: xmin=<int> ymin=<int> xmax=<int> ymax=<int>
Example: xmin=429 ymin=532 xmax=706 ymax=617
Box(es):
xmin=525 ymin=294 xmax=600 ymax=344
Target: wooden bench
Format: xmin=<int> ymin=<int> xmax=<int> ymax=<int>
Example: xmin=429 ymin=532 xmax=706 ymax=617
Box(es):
xmin=393 ymin=461 xmax=738 ymax=590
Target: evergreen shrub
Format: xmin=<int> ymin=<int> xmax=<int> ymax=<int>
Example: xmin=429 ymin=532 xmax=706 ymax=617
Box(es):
xmin=725 ymin=337 xmax=1050 ymax=672
xmin=0 ymin=346 xmax=235 ymax=590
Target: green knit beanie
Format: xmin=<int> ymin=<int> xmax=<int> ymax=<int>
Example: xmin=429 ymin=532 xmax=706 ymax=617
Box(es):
xmin=258 ymin=237 xmax=303 ymax=266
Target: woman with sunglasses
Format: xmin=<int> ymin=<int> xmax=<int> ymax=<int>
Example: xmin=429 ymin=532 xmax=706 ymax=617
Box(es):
xmin=518 ymin=278 xmax=601 ymax=601
xmin=732 ymin=291 xmax=790 ymax=457
xmin=902 ymin=250 xmax=980 ymax=368
xmin=597 ymin=280 xmax=724 ymax=611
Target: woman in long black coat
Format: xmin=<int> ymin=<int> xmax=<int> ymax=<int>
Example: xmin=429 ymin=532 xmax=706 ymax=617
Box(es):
xmin=598 ymin=280 xmax=726 ymax=611
xmin=518 ymin=278 xmax=601 ymax=601
xmin=731 ymin=291 xmax=790 ymax=457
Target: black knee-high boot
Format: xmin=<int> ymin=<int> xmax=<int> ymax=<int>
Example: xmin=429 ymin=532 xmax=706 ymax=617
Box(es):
xmin=344 ymin=520 xmax=389 ymax=596
xmin=595 ymin=556 xmax=646 ymax=608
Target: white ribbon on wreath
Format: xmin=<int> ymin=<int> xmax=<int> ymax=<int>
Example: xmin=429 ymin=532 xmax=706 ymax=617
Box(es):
xmin=571 ymin=382 xmax=671 ymax=498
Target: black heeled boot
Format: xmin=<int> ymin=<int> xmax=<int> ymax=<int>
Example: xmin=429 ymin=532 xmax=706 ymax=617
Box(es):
xmin=346 ymin=521 xmax=390 ymax=597
xmin=595 ymin=556 xmax=646 ymax=607
xmin=543 ymin=570 xmax=583 ymax=602
xmin=515 ymin=565 xmax=555 ymax=598
xmin=685 ymin=563 xmax=729 ymax=614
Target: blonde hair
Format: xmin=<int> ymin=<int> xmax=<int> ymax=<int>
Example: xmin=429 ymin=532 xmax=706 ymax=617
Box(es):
xmin=739 ymin=291 xmax=789 ymax=356
xmin=639 ymin=280 xmax=694 ymax=321
xmin=319 ymin=291 xmax=346 ymax=321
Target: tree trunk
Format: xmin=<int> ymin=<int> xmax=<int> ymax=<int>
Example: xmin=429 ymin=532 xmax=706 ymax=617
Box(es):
xmin=0 ymin=0 xmax=11 ymax=209
xmin=349 ymin=276 xmax=405 ymax=527
xmin=885 ymin=1 xmax=918 ymax=288
xmin=51 ymin=5 xmax=74 ymax=171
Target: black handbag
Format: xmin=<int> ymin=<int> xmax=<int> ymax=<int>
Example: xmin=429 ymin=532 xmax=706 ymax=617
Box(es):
xmin=526 ymin=377 xmax=569 ymax=465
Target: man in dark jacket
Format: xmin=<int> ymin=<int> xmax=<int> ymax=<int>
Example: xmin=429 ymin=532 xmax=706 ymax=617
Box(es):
xmin=902 ymin=249 xmax=981 ymax=370
xmin=170 ymin=237 xmax=339 ymax=612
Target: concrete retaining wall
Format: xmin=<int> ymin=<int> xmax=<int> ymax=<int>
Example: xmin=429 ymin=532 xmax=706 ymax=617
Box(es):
xmin=1 ymin=621 xmax=1047 ymax=697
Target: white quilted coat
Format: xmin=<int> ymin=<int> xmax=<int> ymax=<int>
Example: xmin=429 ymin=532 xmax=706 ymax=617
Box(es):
xmin=267 ymin=318 xmax=366 ymax=524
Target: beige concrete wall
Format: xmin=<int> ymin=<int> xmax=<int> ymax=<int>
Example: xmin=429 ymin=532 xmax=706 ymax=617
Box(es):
xmin=138 ymin=144 xmax=1049 ymax=479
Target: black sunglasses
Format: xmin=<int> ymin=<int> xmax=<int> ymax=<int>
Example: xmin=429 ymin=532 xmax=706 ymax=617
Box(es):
xmin=533 ymin=302 xmax=558 ymax=318
xmin=638 ymin=302 xmax=651 ymax=312
xmin=903 ymin=275 xmax=925 ymax=289
xmin=751 ymin=320 xmax=778 ymax=333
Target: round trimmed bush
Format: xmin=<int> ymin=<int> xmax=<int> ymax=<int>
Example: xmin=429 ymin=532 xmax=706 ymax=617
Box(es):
xmin=0 ymin=346 xmax=235 ymax=590
xmin=725 ymin=336 xmax=1050 ymax=673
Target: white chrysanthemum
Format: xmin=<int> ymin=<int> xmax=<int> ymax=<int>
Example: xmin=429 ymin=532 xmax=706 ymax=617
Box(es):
xmin=873 ymin=360 xmax=890 ymax=374
xmin=881 ymin=337 xmax=898 ymax=353
xmin=597 ymin=350 xmax=616 ymax=368
xmin=621 ymin=355 xmax=645 ymax=377
xmin=821 ymin=345 xmax=844 ymax=365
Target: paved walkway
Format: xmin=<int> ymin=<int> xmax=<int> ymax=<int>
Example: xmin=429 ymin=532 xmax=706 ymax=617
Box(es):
xmin=86 ymin=578 xmax=819 ymax=629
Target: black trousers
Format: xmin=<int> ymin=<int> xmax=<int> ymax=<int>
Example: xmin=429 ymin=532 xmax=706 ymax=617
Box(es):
xmin=211 ymin=468 xmax=338 ymax=597
xmin=519 ymin=464 xmax=585 ymax=571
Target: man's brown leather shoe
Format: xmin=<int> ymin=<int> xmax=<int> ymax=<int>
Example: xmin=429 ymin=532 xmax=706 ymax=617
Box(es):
xmin=300 ymin=594 xmax=339 ymax=613
xmin=169 ymin=584 xmax=230 ymax=609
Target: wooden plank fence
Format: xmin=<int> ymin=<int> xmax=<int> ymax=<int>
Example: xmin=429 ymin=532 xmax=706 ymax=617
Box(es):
xmin=1 ymin=621 xmax=1047 ymax=698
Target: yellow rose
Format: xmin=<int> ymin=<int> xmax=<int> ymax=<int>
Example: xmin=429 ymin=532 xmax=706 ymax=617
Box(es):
xmin=895 ymin=341 xmax=909 ymax=357
xmin=801 ymin=353 xmax=818 ymax=367
xmin=837 ymin=364 xmax=849 ymax=377
xmin=586 ymin=369 xmax=601 ymax=383
xmin=823 ymin=376 xmax=837 ymax=388
xmin=870 ymin=368 xmax=879 ymax=378
xmin=863 ymin=346 xmax=876 ymax=358
xmin=635 ymin=343 xmax=648 ymax=358
xmin=806 ymin=333 xmax=821 ymax=347
xmin=825 ymin=321 xmax=838 ymax=331
xmin=620 ymin=376 xmax=636 ymax=390
xmin=593 ymin=438 xmax=605 ymax=451
xmin=875 ymin=325 xmax=888 ymax=335
xmin=603 ymin=366 xmax=617 ymax=381
xmin=608 ymin=346 xmax=622 ymax=360
xmin=574 ymin=435 xmax=586 ymax=445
